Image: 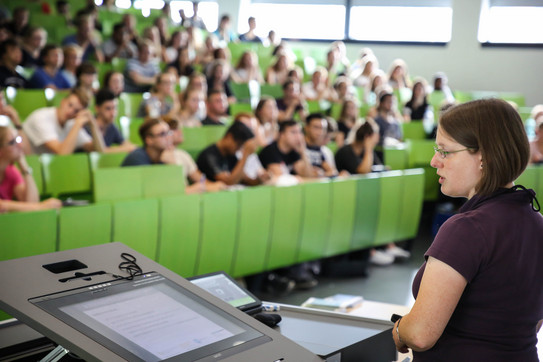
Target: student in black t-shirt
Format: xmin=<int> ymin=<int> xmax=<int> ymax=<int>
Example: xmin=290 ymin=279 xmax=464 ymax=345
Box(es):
xmin=196 ymin=121 xmax=261 ymax=185
xmin=304 ymin=113 xmax=338 ymax=177
xmin=258 ymin=120 xmax=313 ymax=178
xmin=335 ymin=119 xmax=382 ymax=175
xmin=0 ymin=39 xmax=28 ymax=89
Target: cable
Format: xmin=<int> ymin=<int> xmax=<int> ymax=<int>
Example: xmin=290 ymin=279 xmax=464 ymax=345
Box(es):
xmin=118 ymin=253 xmax=143 ymax=280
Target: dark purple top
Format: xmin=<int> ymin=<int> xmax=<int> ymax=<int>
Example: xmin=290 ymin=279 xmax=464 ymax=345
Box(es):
xmin=412 ymin=187 xmax=543 ymax=361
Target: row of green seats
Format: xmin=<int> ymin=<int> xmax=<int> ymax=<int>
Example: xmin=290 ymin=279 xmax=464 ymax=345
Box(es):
xmin=0 ymin=169 xmax=426 ymax=278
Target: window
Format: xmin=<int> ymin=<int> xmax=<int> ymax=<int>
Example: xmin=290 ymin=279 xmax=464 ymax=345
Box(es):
xmin=122 ymin=0 xmax=218 ymax=31
xmin=478 ymin=0 xmax=543 ymax=44
xmin=246 ymin=0 xmax=452 ymax=43
xmin=243 ymin=1 xmax=346 ymax=40
xmin=349 ymin=5 xmax=452 ymax=43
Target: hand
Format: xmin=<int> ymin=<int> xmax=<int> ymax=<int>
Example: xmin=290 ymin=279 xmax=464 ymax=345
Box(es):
xmin=242 ymin=138 xmax=258 ymax=156
xmin=294 ymin=135 xmax=306 ymax=154
xmin=40 ymin=198 xmax=62 ymax=210
xmin=74 ymin=109 xmax=93 ymax=127
xmin=206 ymin=181 xmax=227 ymax=192
xmin=159 ymin=148 xmax=176 ymax=164
xmin=0 ymin=104 xmax=19 ymax=122
xmin=257 ymin=169 xmax=271 ymax=183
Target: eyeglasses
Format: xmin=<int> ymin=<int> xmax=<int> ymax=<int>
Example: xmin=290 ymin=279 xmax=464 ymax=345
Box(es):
xmin=433 ymin=146 xmax=471 ymax=159
xmin=5 ymin=135 xmax=22 ymax=147
xmin=149 ymin=130 xmax=172 ymax=138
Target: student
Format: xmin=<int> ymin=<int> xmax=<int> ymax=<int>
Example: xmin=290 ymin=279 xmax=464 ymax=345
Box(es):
xmin=86 ymin=89 xmax=135 ymax=153
xmin=0 ymin=126 xmax=62 ymax=212
xmin=28 ymin=44 xmax=71 ymax=90
xmin=259 ymin=120 xmax=313 ymax=178
xmin=304 ymin=113 xmax=337 ymax=177
xmin=196 ymin=121 xmax=258 ymax=185
xmin=23 ymin=88 xmax=103 ymax=154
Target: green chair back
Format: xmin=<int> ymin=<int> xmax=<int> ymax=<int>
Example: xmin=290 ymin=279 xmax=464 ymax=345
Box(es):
xmin=89 ymin=151 xmax=128 ymax=171
xmin=58 ymin=203 xmax=112 ymax=251
xmin=141 ymin=164 xmax=185 ymax=198
xmin=0 ymin=209 xmax=57 ymax=262
xmin=401 ymin=122 xmax=426 ymax=140
xmin=197 ymin=191 xmax=239 ymax=275
xmin=233 ymin=186 xmax=273 ymax=277
xmin=93 ymin=166 xmax=143 ymax=203
xmin=112 ymin=198 xmax=159 ymax=260
xmin=351 ymin=175 xmax=380 ymax=250
xmin=266 ymin=185 xmax=303 ymax=270
xmin=516 ymin=166 xmax=538 ymax=191
xmin=180 ymin=126 xmax=227 ymax=159
xmin=229 ymin=103 xmax=253 ymax=117
xmin=325 ymin=178 xmax=357 ymax=257
xmin=397 ymin=169 xmax=425 ymax=241
xmin=229 ymin=82 xmax=251 ymax=102
xmin=260 ymin=84 xmax=284 ymax=99
xmin=384 ymin=145 xmax=408 ymax=170
xmin=5 ymin=88 xmax=48 ymax=121
xmin=374 ymin=171 xmax=404 ymax=246
xmin=157 ymin=194 xmax=201 ymax=278
xmin=297 ymin=181 xmax=332 ymax=263
xmin=40 ymin=153 xmax=92 ymax=198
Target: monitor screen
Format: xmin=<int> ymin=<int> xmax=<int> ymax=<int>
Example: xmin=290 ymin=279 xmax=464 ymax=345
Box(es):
xmin=29 ymin=272 xmax=268 ymax=361
xmin=189 ymin=272 xmax=261 ymax=312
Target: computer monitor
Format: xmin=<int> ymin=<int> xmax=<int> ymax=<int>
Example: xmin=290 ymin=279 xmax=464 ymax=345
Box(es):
xmin=189 ymin=272 xmax=263 ymax=315
xmin=29 ymin=272 xmax=269 ymax=362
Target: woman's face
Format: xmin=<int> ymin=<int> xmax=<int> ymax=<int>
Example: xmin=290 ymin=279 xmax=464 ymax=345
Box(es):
xmin=344 ymin=101 xmax=357 ymax=117
xmin=0 ymin=128 xmax=23 ymax=163
xmin=108 ymin=73 xmax=124 ymax=95
xmin=30 ymin=29 xmax=47 ymax=49
xmin=185 ymin=90 xmax=203 ymax=113
xmin=413 ymin=82 xmax=424 ymax=97
xmin=259 ymin=99 xmax=278 ymax=122
xmin=430 ymin=128 xmax=482 ymax=199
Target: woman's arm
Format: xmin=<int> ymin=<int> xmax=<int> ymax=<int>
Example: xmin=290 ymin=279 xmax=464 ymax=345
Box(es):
xmin=393 ymin=256 xmax=467 ymax=352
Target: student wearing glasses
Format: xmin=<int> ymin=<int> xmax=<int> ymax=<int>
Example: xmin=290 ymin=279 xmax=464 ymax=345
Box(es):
xmin=121 ymin=118 xmax=172 ymax=166
xmin=0 ymin=126 xmax=62 ymax=212
xmin=393 ymin=99 xmax=543 ymax=361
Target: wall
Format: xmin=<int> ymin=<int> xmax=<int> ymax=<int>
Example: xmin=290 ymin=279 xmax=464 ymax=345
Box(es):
xmin=219 ymin=0 xmax=543 ymax=106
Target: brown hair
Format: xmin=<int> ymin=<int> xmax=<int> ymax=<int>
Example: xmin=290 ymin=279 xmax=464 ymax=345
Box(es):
xmin=139 ymin=118 xmax=163 ymax=145
xmin=439 ymin=98 xmax=529 ymax=196
xmin=70 ymin=86 xmax=91 ymax=108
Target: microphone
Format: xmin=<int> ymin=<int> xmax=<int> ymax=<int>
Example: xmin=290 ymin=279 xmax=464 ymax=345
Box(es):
xmin=254 ymin=312 xmax=282 ymax=328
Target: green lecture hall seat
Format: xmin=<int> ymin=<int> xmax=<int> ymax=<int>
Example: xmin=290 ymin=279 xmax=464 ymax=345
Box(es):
xmin=4 ymin=88 xmax=48 ymax=121
xmin=325 ymin=178 xmax=358 ymax=257
xmin=93 ymin=166 xmax=143 ymax=203
xmin=157 ymin=194 xmax=202 ymax=278
xmin=112 ymin=198 xmax=160 ymax=260
xmin=232 ymin=186 xmax=273 ymax=277
xmin=397 ymin=169 xmax=426 ymax=241
xmin=88 ymin=151 xmax=128 ymax=171
xmin=40 ymin=153 xmax=92 ymax=199
xmin=197 ymin=191 xmax=240 ymax=275
xmin=260 ymin=84 xmax=284 ymax=99
xmin=297 ymin=181 xmax=332 ymax=263
xmin=23 ymin=154 xmax=44 ymax=196
xmin=374 ymin=171 xmax=404 ymax=246
xmin=266 ymin=184 xmax=304 ymax=270
xmin=351 ymin=174 xmax=381 ymax=250
xmin=58 ymin=203 xmax=113 ymax=251
xmin=141 ymin=164 xmax=185 ymax=198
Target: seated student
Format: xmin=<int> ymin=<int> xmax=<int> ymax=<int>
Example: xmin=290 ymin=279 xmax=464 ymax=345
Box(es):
xmin=20 ymin=26 xmax=47 ymax=68
xmin=137 ymin=72 xmax=180 ymax=120
xmin=124 ymin=40 xmax=160 ymax=93
xmin=102 ymin=22 xmax=137 ymax=62
xmin=201 ymin=89 xmax=229 ymax=126
xmin=238 ymin=17 xmax=262 ymax=43
xmin=102 ymin=70 xmax=124 ymax=97
xmin=86 ymin=89 xmax=135 ymax=153
xmin=276 ymin=78 xmax=308 ymax=122
xmin=233 ymin=112 xmax=271 ymax=183
xmin=335 ymin=119 xmax=381 ymax=175
xmin=259 ymin=119 xmax=313 ymax=178
xmin=0 ymin=126 xmax=62 ymax=212
xmin=178 ymin=87 xmax=205 ymax=127
xmin=23 ymin=88 xmax=103 ymax=154
xmin=61 ymin=44 xmax=83 ymax=88
xmin=196 ymin=121 xmax=259 ymax=186
xmin=0 ymin=39 xmax=28 ymax=89
xmin=75 ymin=61 xmax=98 ymax=94
xmin=28 ymin=44 xmax=71 ymax=90
xmin=304 ymin=113 xmax=338 ymax=177
xmin=374 ymin=90 xmax=403 ymax=149
xmin=161 ymin=119 xmax=225 ymax=193
xmin=122 ymin=118 xmax=172 ymax=166
xmin=62 ymin=13 xmax=104 ymax=62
